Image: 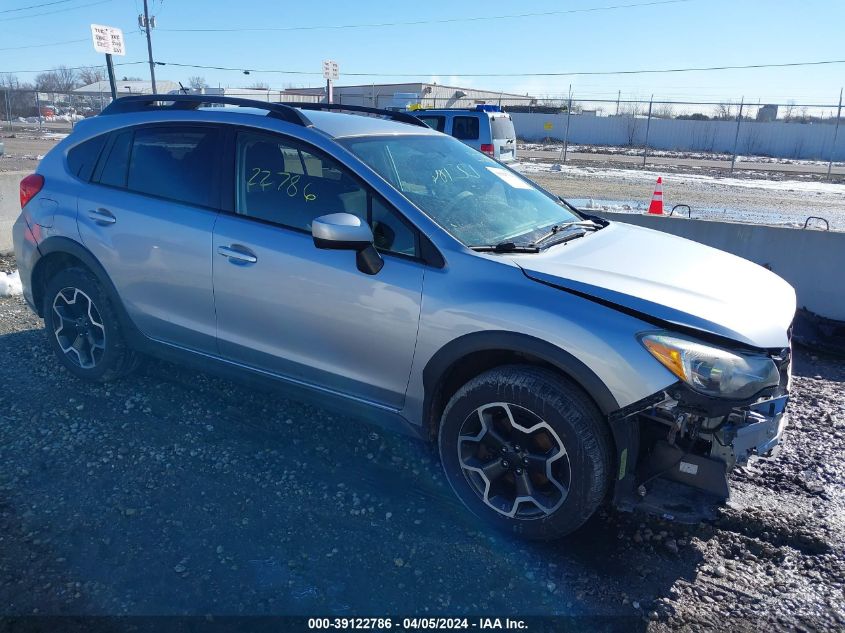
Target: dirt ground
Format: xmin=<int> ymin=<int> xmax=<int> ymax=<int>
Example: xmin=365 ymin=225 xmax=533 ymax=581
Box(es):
xmin=0 ymin=253 xmax=843 ymax=630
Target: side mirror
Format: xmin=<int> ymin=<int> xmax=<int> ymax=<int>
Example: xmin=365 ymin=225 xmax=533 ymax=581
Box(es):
xmin=312 ymin=213 xmax=384 ymax=275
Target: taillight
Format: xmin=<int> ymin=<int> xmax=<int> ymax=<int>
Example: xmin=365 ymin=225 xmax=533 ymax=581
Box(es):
xmin=480 ymin=144 xmax=495 ymax=157
xmin=20 ymin=174 xmax=44 ymax=209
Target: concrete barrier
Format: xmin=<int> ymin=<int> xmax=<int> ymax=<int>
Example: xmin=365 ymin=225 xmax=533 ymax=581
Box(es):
xmin=591 ymin=211 xmax=845 ymax=322
xmin=0 ymin=171 xmax=25 ymax=254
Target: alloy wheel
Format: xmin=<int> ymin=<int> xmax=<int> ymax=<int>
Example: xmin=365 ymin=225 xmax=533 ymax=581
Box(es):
xmin=52 ymin=287 xmax=106 ymax=369
xmin=457 ymin=402 xmax=571 ymax=519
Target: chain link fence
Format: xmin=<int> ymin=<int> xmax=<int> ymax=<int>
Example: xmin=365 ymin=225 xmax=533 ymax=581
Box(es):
xmin=2 ymin=89 xmax=843 ymax=175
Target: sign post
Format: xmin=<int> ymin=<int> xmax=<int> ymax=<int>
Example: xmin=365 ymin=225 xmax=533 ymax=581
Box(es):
xmin=322 ymin=60 xmax=339 ymax=104
xmin=90 ymin=24 xmax=126 ymax=100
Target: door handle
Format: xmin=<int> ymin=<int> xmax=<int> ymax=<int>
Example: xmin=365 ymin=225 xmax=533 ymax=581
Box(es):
xmin=87 ymin=208 xmax=116 ymax=225
xmin=217 ymin=244 xmax=258 ymax=264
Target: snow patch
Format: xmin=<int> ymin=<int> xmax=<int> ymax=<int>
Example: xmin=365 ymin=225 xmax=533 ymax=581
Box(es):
xmin=513 ymin=162 xmax=845 ymax=194
xmin=0 ymin=271 xmax=22 ymax=297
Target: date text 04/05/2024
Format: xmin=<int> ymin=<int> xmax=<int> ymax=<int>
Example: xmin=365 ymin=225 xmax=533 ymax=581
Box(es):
xmin=307 ymin=617 xmax=528 ymax=630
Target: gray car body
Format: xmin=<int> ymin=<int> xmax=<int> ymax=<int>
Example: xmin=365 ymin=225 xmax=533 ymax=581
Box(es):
xmin=13 ymin=106 xmax=796 ymax=440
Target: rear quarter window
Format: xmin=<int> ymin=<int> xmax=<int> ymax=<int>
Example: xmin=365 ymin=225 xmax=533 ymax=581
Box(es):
xmin=417 ymin=115 xmax=445 ymax=132
xmin=67 ymin=134 xmax=108 ymax=181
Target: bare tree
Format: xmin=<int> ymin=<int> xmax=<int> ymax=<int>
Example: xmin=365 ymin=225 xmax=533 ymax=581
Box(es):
xmin=78 ymin=66 xmax=105 ymax=86
xmin=34 ymin=66 xmax=78 ymax=94
xmin=188 ymin=76 xmax=208 ymax=90
xmin=0 ymin=73 xmax=35 ymax=116
xmin=783 ymin=100 xmax=796 ymax=121
xmin=246 ymin=81 xmax=270 ymax=90
xmin=653 ymin=103 xmax=674 ymax=119
xmin=713 ymin=102 xmax=735 ymax=121
xmin=619 ymin=101 xmax=642 ymax=146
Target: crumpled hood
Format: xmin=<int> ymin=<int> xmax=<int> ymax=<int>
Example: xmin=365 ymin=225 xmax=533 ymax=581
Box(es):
xmin=515 ymin=221 xmax=796 ymax=349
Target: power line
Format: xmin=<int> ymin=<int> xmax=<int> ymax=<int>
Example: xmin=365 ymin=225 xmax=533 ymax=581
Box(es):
xmin=0 ymin=61 xmax=147 ymax=74
xmin=0 ymin=0 xmax=112 ymax=22
xmin=159 ymin=0 xmax=694 ymax=33
xmin=5 ymin=57 xmax=844 ymax=82
xmin=0 ymin=28 xmax=139 ymax=52
xmin=0 ymin=0 xmax=75 ymax=14
xmin=148 ymin=58 xmax=845 ymax=78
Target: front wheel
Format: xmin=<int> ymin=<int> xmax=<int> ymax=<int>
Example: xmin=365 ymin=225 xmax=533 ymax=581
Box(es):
xmin=43 ymin=267 xmax=140 ymax=382
xmin=438 ymin=365 xmax=612 ymax=540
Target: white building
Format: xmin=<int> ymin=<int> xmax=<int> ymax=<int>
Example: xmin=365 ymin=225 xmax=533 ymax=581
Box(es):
xmin=329 ymin=82 xmax=534 ymax=110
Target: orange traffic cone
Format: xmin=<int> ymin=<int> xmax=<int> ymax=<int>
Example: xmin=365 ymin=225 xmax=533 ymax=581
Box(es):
xmin=647 ymin=177 xmax=664 ymax=215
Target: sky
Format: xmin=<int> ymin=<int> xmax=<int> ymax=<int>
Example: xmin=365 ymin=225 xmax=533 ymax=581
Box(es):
xmin=2 ymin=0 xmax=845 ymax=109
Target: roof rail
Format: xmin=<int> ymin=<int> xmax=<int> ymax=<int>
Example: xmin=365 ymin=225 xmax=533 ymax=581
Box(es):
xmin=100 ymin=94 xmax=313 ymax=127
xmin=280 ymin=102 xmax=429 ymax=128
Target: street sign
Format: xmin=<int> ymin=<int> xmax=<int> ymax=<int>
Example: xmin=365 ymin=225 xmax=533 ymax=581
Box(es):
xmin=322 ymin=60 xmax=339 ymax=81
xmin=90 ymin=24 xmax=126 ymax=56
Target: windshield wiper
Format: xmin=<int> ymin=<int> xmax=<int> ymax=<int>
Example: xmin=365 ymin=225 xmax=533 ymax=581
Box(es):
xmin=533 ymin=220 xmax=600 ymax=247
xmin=470 ymin=241 xmax=540 ymax=254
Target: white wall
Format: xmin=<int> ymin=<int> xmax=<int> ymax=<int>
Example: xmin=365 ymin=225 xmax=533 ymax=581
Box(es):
xmin=512 ymin=113 xmax=845 ymax=161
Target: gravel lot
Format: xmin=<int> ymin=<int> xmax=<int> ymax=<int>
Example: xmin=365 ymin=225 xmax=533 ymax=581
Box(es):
xmin=0 ymin=252 xmax=843 ymax=630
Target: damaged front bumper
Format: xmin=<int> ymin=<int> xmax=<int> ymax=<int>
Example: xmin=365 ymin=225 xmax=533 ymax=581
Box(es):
xmin=610 ymin=353 xmax=792 ymax=520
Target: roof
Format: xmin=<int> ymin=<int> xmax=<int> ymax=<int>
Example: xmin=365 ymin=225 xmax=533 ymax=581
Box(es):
xmin=303 ymin=109 xmax=437 ymax=138
xmin=98 ymin=96 xmax=437 ymax=139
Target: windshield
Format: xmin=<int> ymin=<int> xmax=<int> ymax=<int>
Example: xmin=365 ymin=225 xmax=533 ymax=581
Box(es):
xmin=340 ymin=135 xmax=580 ymax=247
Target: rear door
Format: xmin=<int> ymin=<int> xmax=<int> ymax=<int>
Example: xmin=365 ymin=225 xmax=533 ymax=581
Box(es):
xmin=77 ymin=124 xmax=221 ymax=353
xmin=492 ymin=114 xmax=517 ymax=162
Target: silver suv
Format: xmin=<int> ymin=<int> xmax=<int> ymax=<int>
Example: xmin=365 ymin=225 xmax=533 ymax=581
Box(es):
xmin=13 ymin=95 xmax=795 ymax=539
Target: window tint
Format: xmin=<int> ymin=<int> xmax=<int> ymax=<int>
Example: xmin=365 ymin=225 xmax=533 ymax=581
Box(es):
xmin=417 ymin=116 xmax=445 ymax=132
xmin=126 ymin=127 xmax=218 ymax=207
xmin=452 ymin=116 xmax=480 ymax=140
xmin=98 ymin=130 xmax=132 ymax=188
xmin=68 ymin=134 xmax=107 ymax=181
xmin=372 ymin=197 xmax=417 ymax=257
xmin=235 ymin=131 xmax=418 ymax=257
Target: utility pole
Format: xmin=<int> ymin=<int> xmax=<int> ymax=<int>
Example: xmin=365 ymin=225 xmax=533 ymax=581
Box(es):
xmin=827 ymin=88 xmax=843 ymax=180
xmin=142 ymin=0 xmax=157 ymax=93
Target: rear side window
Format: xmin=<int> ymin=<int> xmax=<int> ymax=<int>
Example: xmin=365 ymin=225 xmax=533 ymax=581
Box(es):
xmin=67 ymin=134 xmax=107 ymax=181
xmin=452 ymin=116 xmax=480 ymax=140
xmin=491 ymin=116 xmax=515 ymax=140
xmin=417 ymin=115 xmax=445 ymax=132
xmin=98 ymin=130 xmax=133 ymax=188
xmin=127 ymin=127 xmax=219 ymax=207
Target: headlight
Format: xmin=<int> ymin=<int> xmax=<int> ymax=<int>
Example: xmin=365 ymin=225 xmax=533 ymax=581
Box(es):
xmin=639 ymin=332 xmax=780 ymax=400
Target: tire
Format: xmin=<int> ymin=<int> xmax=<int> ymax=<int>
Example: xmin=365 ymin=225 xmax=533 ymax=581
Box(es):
xmin=438 ymin=365 xmax=612 ymax=540
xmin=42 ymin=266 xmax=140 ymax=382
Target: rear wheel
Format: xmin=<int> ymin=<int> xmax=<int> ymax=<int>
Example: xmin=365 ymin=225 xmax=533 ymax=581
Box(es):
xmin=43 ymin=267 xmax=139 ymax=382
xmin=438 ymin=365 xmax=612 ymax=540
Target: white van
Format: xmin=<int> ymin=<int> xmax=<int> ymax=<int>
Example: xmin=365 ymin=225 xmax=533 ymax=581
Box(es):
xmin=413 ymin=105 xmax=517 ymax=162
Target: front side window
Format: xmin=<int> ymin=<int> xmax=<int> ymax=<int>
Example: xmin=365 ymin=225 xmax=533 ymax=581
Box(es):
xmin=235 ymin=132 xmax=418 ymax=257
xmin=341 ymin=135 xmax=580 ymax=247
xmin=451 ymin=116 xmax=480 ymax=140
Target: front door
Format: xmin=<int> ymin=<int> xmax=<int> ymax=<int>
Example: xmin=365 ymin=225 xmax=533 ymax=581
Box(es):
xmin=212 ymin=130 xmax=424 ymax=409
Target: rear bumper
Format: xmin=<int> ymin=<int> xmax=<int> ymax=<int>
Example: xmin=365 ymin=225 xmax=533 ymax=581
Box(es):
xmin=12 ymin=212 xmax=39 ymax=313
